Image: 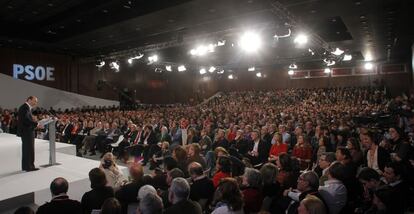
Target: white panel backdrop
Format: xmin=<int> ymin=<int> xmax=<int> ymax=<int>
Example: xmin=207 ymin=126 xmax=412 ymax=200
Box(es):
xmin=0 ymin=73 xmax=119 ymax=109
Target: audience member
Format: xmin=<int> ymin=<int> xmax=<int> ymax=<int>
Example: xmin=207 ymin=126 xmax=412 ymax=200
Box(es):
xmin=81 ymin=168 xmax=114 ymax=214
xmin=36 ymin=177 xmax=82 ymax=214
xmin=164 ymin=177 xmax=202 ymax=214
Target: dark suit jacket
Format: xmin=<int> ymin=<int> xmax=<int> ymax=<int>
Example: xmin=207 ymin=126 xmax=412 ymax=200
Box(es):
xmin=189 ymin=176 xmax=215 ymax=202
xmin=81 ymin=186 xmax=114 ymax=214
xmin=164 ymin=199 xmax=202 ymax=214
xmin=142 ymin=131 xmax=158 ymax=145
xmin=115 ymin=181 xmax=145 ymax=214
xmin=17 ymin=103 xmax=37 ymax=136
xmin=248 ymin=140 xmax=271 ymax=164
xmin=36 ymin=195 xmax=82 ymax=214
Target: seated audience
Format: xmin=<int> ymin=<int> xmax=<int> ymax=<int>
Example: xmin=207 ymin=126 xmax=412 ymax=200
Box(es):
xmin=101 ymin=197 xmax=122 ymax=214
xmin=213 ymin=156 xmax=232 ymax=188
xmin=81 ymin=168 xmax=114 ymax=214
xmin=188 ymin=162 xmax=215 ymax=208
xmin=115 ymin=163 xmax=145 ymax=213
xmin=100 ymin=152 xmax=127 ymax=191
xmin=36 ymin=177 xmax=82 ymax=214
xmin=315 ymin=152 xmax=336 ymax=185
xmin=318 ymin=162 xmax=347 ymax=214
xmin=268 ymin=132 xmax=288 ymax=162
xmin=297 ymin=195 xmax=327 ymax=214
xmin=136 ymin=192 xmax=163 ymax=214
xmin=241 ymin=168 xmax=263 ymax=213
xmin=284 ymin=171 xmax=326 ymax=214
xmin=164 ymin=177 xmax=202 ymax=214
xmin=211 ymin=178 xmax=244 ymax=214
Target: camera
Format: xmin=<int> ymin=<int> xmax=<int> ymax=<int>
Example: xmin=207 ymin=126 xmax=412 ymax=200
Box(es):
xmin=102 ymin=160 xmax=113 ymax=169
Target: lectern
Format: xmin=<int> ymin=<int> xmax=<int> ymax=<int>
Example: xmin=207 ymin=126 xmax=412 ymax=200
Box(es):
xmin=40 ymin=118 xmax=60 ymax=167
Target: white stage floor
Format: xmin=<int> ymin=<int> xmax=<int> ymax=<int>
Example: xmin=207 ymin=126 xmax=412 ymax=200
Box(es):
xmin=0 ymin=133 xmax=126 ymax=213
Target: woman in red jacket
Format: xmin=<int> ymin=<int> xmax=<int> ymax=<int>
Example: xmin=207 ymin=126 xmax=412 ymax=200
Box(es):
xmin=268 ymin=132 xmax=288 ymax=162
xmin=292 ymin=135 xmax=313 ymax=170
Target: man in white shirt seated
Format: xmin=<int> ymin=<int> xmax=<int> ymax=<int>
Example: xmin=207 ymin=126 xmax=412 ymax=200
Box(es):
xmin=318 ymin=162 xmax=347 ymax=214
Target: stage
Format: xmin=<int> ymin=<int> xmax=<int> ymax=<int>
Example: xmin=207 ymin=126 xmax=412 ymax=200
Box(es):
xmin=0 ymin=133 xmax=126 ymax=213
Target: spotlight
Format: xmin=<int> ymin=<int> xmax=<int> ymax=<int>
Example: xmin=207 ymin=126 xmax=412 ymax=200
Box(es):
xmin=199 ymin=68 xmax=207 ymax=75
xmin=110 ymin=61 xmax=120 ymax=72
xmin=256 ymin=72 xmax=262 ymax=78
xmin=324 ymin=68 xmax=331 ymax=74
xmin=148 ymin=55 xmax=158 ymax=63
xmin=239 ymin=31 xmax=262 ymax=53
xmin=343 ymin=54 xmax=352 ymax=61
xmin=228 ymin=74 xmax=234 ymax=79
xmin=154 ymin=68 xmax=163 ymax=73
xmin=364 ymin=62 xmax=373 ymax=70
xmin=294 ymin=34 xmax=308 ymax=45
xmin=217 ymin=69 xmax=225 ymax=74
xmin=324 ymin=59 xmax=336 ymax=66
xmin=209 ymin=66 xmax=216 ymax=73
xmin=288 ymin=70 xmax=294 ymax=75
xmin=165 ymin=65 xmax=172 ymax=72
xmin=190 ymin=49 xmax=197 ymax=55
xmin=196 ymin=45 xmax=207 ymax=56
xmin=289 ymin=63 xmax=297 ymax=69
xmin=332 ymin=48 xmax=344 ymax=56
xmin=96 ymin=61 xmax=105 ymax=68
xmin=308 ymin=48 xmax=315 ymax=55
xmin=128 ymin=54 xmax=144 ymax=64
xmin=248 ymin=67 xmax=255 ymax=72
xmin=178 ymin=65 xmax=186 ymax=72
xmin=217 ymin=40 xmax=226 ymax=46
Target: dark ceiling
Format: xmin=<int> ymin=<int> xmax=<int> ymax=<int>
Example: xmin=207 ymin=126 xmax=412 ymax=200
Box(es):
xmin=0 ymin=0 xmax=412 ymax=69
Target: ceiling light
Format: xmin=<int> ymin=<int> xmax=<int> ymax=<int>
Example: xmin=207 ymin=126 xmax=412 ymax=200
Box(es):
xmin=256 ymin=72 xmax=262 ymax=78
xmin=239 ymin=31 xmax=262 ymax=53
xmin=96 ymin=61 xmax=105 ymax=68
xmin=332 ymin=48 xmax=344 ymax=56
xmin=165 ymin=65 xmax=172 ymax=72
xmin=217 ymin=69 xmax=225 ymax=74
xmin=228 ymin=74 xmax=234 ymax=79
xmin=324 ymin=59 xmax=336 ymax=66
xmin=217 ymin=40 xmax=226 ymax=46
xmin=294 ymin=34 xmax=308 ymax=45
xmin=209 ymin=66 xmax=216 ymax=73
xmin=308 ymin=48 xmax=315 ymax=55
xmin=324 ymin=68 xmax=331 ymax=74
xmin=110 ymin=61 xmax=120 ymax=72
xmin=288 ymin=70 xmax=294 ymax=75
xmin=248 ymin=67 xmax=255 ymax=71
xmin=178 ymin=65 xmax=186 ymax=72
xmin=199 ymin=68 xmax=207 ymax=75
xmin=343 ymin=54 xmax=352 ymax=61
xmin=364 ymin=62 xmax=373 ymax=70
xmin=190 ymin=49 xmax=197 ymax=55
xmin=148 ymin=54 xmax=158 ymax=63
xmin=127 ymin=58 xmax=133 ymax=64
xmin=196 ymin=46 xmax=207 ymax=56
xmin=154 ymin=68 xmax=163 ymax=73
xmin=289 ymin=63 xmax=297 ymax=69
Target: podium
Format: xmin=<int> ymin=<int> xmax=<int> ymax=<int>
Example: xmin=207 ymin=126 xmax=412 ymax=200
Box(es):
xmin=40 ymin=119 xmax=60 ymax=167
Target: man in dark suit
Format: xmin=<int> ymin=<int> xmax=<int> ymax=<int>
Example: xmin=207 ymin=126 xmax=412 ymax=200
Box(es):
xmin=17 ymin=96 xmax=41 ymax=171
xmin=36 ymin=177 xmax=82 ymax=214
xmin=246 ymin=130 xmax=271 ymax=165
xmin=188 ymin=162 xmax=214 ymax=209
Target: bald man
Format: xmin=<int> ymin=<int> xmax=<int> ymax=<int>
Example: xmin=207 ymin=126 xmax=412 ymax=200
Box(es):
xmin=17 ymin=96 xmax=40 ymax=171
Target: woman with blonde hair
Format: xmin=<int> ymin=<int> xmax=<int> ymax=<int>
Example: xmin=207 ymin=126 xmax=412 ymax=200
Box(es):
xmin=100 ymin=152 xmax=127 ymax=191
